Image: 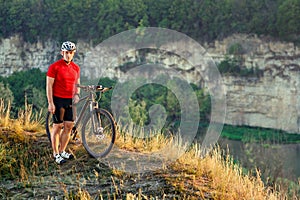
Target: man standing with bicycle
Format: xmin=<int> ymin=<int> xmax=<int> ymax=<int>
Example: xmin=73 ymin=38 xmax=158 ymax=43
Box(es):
xmin=46 ymin=41 xmax=80 ymax=164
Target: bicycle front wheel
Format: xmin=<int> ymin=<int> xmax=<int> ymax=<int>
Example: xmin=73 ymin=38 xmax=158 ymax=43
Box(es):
xmin=81 ymin=108 xmax=116 ymax=158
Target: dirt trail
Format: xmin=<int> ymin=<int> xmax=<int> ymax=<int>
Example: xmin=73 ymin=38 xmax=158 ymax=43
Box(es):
xmin=0 ymin=132 xmax=212 ymax=199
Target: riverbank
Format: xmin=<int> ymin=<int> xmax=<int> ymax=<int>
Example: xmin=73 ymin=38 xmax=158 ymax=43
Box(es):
xmin=221 ymin=124 xmax=300 ymax=144
xmin=219 ymin=124 xmax=300 ymax=195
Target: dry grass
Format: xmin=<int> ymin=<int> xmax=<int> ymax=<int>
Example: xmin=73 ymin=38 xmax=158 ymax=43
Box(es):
xmin=0 ymin=99 xmax=299 ymax=199
xmin=0 ymin=99 xmax=11 ymax=128
xmin=170 ymin=145 xmax=282 ymax=200
xmin=18 ymin=103 xmax=45 ymax=132
xmin=114 ymin=121 xmax=299 ymax=200
xmin=115 ymin=122 xmax=173 ymax=153
xmin=0 ymin=99 xmax=44 ymax=134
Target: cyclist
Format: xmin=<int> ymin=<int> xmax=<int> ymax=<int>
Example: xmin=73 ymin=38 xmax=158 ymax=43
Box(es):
xmin=46 ymin=41 xmax=80 ymax=164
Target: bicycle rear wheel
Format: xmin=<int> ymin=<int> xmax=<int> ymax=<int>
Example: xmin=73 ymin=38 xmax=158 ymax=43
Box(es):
xmin=81 ymin=108 xmax=116 ymax=158
xmin=45 ymin=111 xmax=53 ymax=142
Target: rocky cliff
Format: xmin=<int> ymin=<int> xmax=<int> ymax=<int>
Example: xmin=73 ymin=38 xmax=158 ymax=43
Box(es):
xmin=0 ymin=34 xmax=299 ymax=133
xmin=207 ymin=34 xmax=300 ymax=134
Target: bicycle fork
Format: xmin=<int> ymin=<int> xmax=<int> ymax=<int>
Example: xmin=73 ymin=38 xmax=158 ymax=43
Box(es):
xmin=90 ymin=101 xmax=104 ymax=136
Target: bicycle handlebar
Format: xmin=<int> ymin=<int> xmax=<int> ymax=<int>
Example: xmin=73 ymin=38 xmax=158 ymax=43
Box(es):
xmin=76 ymin=84 xmax=113 ymax=93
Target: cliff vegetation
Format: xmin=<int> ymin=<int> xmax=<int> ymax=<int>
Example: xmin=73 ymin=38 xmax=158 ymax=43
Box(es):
xmin=1 ymin=0 xmax=299 ymax=44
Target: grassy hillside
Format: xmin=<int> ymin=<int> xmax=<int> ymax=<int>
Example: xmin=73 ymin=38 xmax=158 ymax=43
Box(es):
xmin=0 ymin=100 xmax=298 ymax=199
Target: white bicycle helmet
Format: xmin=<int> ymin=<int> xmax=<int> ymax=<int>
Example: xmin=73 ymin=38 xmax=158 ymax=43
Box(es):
xmin=61 ymin=41 xmax=76 ymax=51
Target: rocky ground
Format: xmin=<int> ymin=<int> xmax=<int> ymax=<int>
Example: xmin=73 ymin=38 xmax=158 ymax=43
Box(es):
xmin=0 ymin=131 xmax=213 ymax=199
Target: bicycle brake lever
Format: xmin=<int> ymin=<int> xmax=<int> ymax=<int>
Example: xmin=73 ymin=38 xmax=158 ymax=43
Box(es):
xmin=96 ymin=85 xmax=103 ymax=90
xmin=101 ymin=87 xmax=113 ymax=93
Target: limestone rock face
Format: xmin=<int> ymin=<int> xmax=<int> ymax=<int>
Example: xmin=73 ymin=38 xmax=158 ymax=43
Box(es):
xmin=223 ymin=75 xmax=299 ymax=133
xmin=206 ymin=34 xmax=299 ymax=133
xmin=0 ymin=34 xmax=299 ymax=133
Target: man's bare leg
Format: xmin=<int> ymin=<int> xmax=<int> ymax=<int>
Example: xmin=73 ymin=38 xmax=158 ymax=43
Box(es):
xmin=59 ymin=121 xmax=73 ymax=153
xmin=51 ymin=123 xmax=63 ymax=156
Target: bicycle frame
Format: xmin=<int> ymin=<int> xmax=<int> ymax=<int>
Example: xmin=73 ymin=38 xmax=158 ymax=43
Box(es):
xmin=71 ymin=88 xmax=100 ymax=140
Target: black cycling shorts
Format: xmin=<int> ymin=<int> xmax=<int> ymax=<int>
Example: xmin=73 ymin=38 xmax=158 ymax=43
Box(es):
xmin=53 ymin=96 xmax=74 ymax=124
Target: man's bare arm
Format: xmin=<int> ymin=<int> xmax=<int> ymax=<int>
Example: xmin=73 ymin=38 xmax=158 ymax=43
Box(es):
xmin=46 ymin=76 xmax=55 ymax=113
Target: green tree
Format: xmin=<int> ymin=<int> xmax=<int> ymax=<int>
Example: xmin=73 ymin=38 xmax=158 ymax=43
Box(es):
xmin=248 ymin=0 xmax=279 ymax=36
xmin=129 ymin=99 xmax=148 ymax=126
xmin=6 ymin=68 xmax=46 ymax=115
xmin=277 ymin=0 xmax=300 ymax=41
xmin=0 ymin=0 xmax=298 ymax=47
xmin=168 ymin=0 xmax=201 ymax=38
xmin=143 ymin=0 xmax=173 ymax=27
xmin=198 ymin=0 xmax=223 ymax=41
xmin=121 ymin=0 xmax=149 ymax=29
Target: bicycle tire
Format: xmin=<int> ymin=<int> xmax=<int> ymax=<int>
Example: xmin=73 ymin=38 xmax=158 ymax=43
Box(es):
xmin=81 ymin=108 xmax=116 ymax=158
xmin=45 ymin=111 xmax=52 ymax=143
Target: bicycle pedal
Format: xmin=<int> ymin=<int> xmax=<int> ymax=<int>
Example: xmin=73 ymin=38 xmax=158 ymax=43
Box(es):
xmin=95 ymin=134 xmax=105 ymax=140
xmin=96 ymin=127 xmax=104 ymax=134
xmin=72 ymin=137 xmax=82 ymax=145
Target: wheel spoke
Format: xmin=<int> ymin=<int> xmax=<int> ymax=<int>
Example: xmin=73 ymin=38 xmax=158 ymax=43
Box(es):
xmin=82 ymin=109 xmax=116 ymax=158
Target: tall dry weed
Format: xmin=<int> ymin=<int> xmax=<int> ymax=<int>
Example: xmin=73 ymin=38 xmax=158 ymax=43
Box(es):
xmin=173 ymin=145 xmax=289 ymax=200
xmin=0 ymin=99 xmax=11 ymax=128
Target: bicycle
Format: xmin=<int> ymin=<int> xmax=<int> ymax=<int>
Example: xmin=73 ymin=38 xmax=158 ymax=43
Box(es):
xmin=45 ymin=84 xmax=116 ymax=158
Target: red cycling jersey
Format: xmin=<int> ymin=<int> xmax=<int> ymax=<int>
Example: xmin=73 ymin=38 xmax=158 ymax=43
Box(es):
xmin=47 ymin=59 xmax=80 ymax=98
